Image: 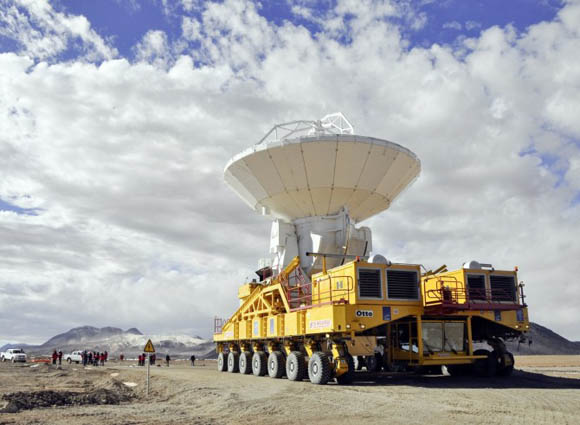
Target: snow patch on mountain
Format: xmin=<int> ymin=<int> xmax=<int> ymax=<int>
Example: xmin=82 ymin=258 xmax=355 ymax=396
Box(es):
xmin=1 ymin=326 xmax=214 ymax=357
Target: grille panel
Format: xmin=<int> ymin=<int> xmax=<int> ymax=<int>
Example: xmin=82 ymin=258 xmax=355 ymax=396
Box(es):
xmin=467 ymin=274 xmax=486 ymax=301
xmin=387 ymin=270 xmax=419 ymax=300
xmin=358 ymin=269 xmax=382 ymax=298
xmin=490 ymin=275 xmax=516 ymax=302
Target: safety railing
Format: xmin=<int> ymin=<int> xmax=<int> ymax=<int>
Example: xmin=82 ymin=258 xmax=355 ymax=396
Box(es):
xmin=213 ymin=316 xmax=227 ymax=334
xmin=423 ymin=279 xmax=524 ymax=310
xmin=279 ymin=266 xmax=310 ymax=308
xmin=282 ymin=274 xmax=354 ymax=311
xmin=422 ymin=276 xmax=462 ymax=306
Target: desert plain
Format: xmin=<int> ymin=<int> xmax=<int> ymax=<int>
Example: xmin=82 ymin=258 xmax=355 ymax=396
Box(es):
xmin=1 ymin=355 xmax=579 ymax=425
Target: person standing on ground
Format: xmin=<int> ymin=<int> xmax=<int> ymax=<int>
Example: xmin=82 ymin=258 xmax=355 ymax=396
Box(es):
xmin=58 ymin=350 xmax=63 ymax=365
xmin=120 ymin=353 xmax=124 ymax=362
xmin=165 ymin=354 xmax=170 ymax=367
xmin=104 ymin=350 xmax=108 ymax=363
xmin=52 ymin=350 xmax=58 ymax=365
xmin=190 ymin=354 xmax=196 ymax=367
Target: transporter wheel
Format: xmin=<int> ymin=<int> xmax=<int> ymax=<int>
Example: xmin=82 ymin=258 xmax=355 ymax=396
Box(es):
xmin=268 ymin=351 xmax=286 ymax=379
xmin=308 ymin=352 xmax=331 ymax=385
xmin=67 ymin=358 xmax=72 ymax=364
xmin=496 ymin=351 xmax=514 ymax=377
xmin=239 ymin=351 xmax=252 ymax=375
xmin=365 ymin=353 xmax=382 ymax=373
xmin=335 ymin=353 xmax=355 ymax=385
xmin=353 ymin=356 xmax=365 ymax=371
xmin=446 ymin=364 xmax=470 ymax=377
xmin=474 ymin=349 xmax=497 ymax=377
xmin=217 ymin=352 xmax=228 ymax=372
xmin=423 ymin=366 xmax=444 ymax=375
xmin=227 ymin=352 xmax=239 ymax=373
xmin=252 ymin=351 xmax=268 ymax=376
xmin=286 ymin=351 xmax=306 ymax=381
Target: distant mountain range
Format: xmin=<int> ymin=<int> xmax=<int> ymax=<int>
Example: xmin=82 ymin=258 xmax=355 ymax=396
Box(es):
xmin=0 ymin=326 xmax=214 ymax=358
xmin=2 ymin=322 xmax=579 ymax=358
xmin=505 ymin=322 xmax=580 ymax=355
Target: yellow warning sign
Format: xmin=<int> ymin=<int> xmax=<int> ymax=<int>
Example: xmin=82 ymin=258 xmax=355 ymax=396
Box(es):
xmin=144 ymin=339 xmax=155 ymax=353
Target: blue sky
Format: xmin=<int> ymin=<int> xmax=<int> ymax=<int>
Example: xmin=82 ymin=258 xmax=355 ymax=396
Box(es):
xmin=1 ymin=0 xmax=579 ymax=343
xmin=0 ymin=0 xmax=564 ymax=63
xmin=1 ymin=0 xmax=575 ymax=216
xmin=53 ymin=0 xmax=563 ymax=51
xmin=0 ymin=197 xmax=39 ymax=215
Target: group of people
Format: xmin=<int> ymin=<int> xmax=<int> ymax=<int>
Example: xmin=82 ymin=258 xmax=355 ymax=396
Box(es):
xmin=51 ymin=350 xmax=63 ymax=365
xmin=50 ymin=349 xmax=198 ymax=367
xmin=50 ymin=350 xmax=108 ymax=366
xmin=137 ymin=353 xmax=156 ymax=366
xmin=82 ymin=350 xmax=108 ymax=366
xmin=137 ymin=353 xmax=173 ymax=366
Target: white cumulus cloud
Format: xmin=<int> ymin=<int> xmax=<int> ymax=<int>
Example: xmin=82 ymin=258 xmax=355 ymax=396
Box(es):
xmin=1 ymin=0 xmax=580 ymax=344
xmin=0 ymin=0 xmax=117 ymax=61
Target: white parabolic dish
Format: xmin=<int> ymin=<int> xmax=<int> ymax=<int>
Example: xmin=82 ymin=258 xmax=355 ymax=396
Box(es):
xmin=224 ymin=134 xmax=421 ymax=223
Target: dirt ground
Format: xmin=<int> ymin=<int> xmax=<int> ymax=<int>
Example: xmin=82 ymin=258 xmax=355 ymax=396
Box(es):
xmin=1 ymin=356 xmax=579 ymax=425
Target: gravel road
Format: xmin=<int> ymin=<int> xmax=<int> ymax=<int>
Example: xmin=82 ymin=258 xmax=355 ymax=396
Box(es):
xmin=1 ymin=356 xmax=579 ymax=424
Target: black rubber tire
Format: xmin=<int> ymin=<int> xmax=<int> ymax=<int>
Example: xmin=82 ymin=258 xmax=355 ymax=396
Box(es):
xmin=365 ymin=353 xmax=382 ymax=373
xmin=239 ymin=351 xmax=252 ymax=374
xmin=446 ymin=364 xmax=470 ymax=377
xmin=252 ymin=351 xmax=268 ymax=376
xmin=227 ymin=352 xmax=239 ymax=373
xmin=474 ymin=349 xmax=497 ymax=377
xmin=496 ymin=351 xmax=515 ymax=377
xmin=286 ymin=351 xmax=306 ymax=381
xmin=335 ymin=353 xmax=355 ymax=385
xmin=268 ymin=351 xmax=286 ymax=378
xmin=217 ymin=352 xmax=228 ymax=372
xmin=67 ymin=358 xmax=72 ymax=364
xmin=308 ymin=352 xmax=331 ymax=385
xmin=424 ymin=366 xmax=444 ymax=375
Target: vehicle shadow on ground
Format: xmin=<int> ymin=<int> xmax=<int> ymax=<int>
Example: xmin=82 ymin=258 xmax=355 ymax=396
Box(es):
xmin=350 ymin=370 xmax=580 ymax=389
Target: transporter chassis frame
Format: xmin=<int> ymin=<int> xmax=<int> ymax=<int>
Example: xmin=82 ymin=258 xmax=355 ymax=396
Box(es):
xmin=214 ymin=255 xmax=528 ymax=385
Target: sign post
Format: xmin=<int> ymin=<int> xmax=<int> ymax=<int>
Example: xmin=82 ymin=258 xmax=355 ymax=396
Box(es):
xmin=143 ymin=339 xmax=155 ymax=396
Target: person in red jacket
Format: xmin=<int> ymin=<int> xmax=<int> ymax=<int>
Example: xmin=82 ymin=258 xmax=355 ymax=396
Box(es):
xmin=51 ymin=350 xmax=58 ymax=365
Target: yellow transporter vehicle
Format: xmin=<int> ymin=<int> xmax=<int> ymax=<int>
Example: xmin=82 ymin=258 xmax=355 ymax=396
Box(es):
xmin=421 ymin=261 xmax=529 ymax=376
xmin=214 ymin=255 xmax=529 ymax=384
xmin=214 ymin=114 xmax=530 ymax=384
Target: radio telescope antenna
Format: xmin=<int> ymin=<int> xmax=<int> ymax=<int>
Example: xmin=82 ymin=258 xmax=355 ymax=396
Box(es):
xmin=257 ymin=112 xmax=354 ymax=145
xmin=224 ymin=112 xmax=421 ymax=275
